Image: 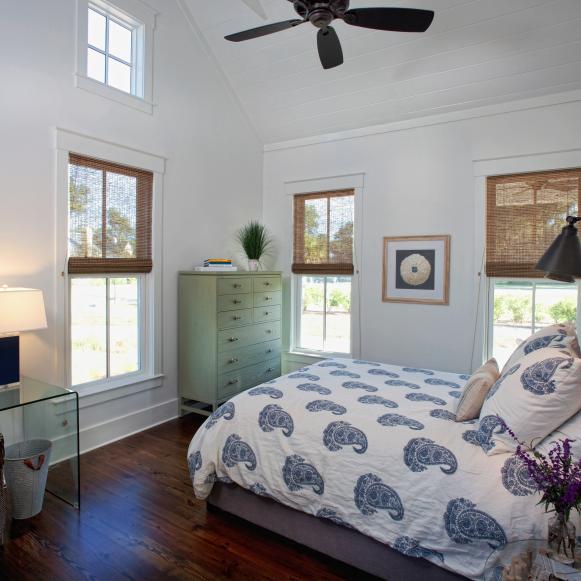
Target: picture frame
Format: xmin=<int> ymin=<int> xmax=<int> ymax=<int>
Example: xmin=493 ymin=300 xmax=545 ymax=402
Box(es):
xmin=382 ymin=235 xmax=450 ymax=305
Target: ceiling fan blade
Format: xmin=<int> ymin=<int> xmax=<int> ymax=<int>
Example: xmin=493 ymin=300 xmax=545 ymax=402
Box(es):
xmin=343 ymin=7 xmax=434 ymax=32
xmin=225 ymin=19 xmax=304 ymax=42
xmin=317 ymin=26 xmax=344 ymax=70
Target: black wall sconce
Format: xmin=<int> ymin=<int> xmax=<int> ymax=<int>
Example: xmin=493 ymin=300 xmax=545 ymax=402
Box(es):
xmin=536 ymin=216 xmax=581 ymax=283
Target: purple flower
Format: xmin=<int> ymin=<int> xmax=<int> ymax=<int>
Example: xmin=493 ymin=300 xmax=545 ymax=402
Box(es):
xmin=504 ymin=418 xmax=581 ymax=519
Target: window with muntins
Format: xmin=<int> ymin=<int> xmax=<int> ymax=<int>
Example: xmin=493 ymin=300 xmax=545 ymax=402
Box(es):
xmin=486 ymin=168 xmax=580 ymax=366
xmin=292 ymin=190 xmax=355 ymax=355
xmin=87 ymin=2 xmax=141 ymax=95
xmin=75 ymin=0 xmax=155 ymax=112
xmin=68 ymin=153 xmax=153 ymax=386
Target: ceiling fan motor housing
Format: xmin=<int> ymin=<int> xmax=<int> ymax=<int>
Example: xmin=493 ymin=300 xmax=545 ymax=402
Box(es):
xmin=291 ymin=0 xmax=350 ymax=27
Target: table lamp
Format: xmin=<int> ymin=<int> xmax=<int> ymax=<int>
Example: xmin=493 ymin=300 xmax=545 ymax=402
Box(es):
xmin=0 ymin=287 xmax=47 ymax=386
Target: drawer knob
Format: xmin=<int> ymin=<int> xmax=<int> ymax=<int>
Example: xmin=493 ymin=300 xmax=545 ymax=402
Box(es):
xmin=265 ymin=296 xmax=272 ymax=301
xmin=264 ymin=282 xmax=271 ymax=286
xmin=266 ymin=329 xmax=272 ymax=334
xmin=229 ymin=337 xmax=239 ymax=342
xmin=227 ymin=379 xmax=239 ymax=385
xmin=266 ymin=349 xmax=272 ymax=353
xmin=266 ymin=368 xmax=273 ymax=373
xmin=229 ymin=357 xmax=239 ymax=364
xmin=233 ymin=316 xmax=242 ymax=320
xmin=233 ymin=300 xmax=242 ymax=304
xmin=233 ymin=284 xmax=241 ymax=288
xmin=264 ymin=311 xmax=269 ymax=315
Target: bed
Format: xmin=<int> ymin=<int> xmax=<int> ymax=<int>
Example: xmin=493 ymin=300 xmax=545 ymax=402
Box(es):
xmin=187 ymin=358 xmax=556 ymax=580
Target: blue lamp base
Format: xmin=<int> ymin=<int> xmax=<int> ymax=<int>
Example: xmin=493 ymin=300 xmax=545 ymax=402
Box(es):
xmin=0 ymin=336 xmax=19 ymax=386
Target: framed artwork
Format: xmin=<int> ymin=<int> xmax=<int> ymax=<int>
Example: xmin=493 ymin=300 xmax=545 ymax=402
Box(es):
xmin=382 ymin=235 xmax=450 ymax=305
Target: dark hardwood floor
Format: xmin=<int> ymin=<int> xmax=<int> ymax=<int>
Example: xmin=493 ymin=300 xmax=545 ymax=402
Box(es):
xmin=0 ymin=415 xmax=377 ymax=580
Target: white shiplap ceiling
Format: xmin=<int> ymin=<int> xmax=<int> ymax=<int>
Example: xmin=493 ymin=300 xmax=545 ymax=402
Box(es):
xmin=183 ymin=0 xmax=581 ymax=144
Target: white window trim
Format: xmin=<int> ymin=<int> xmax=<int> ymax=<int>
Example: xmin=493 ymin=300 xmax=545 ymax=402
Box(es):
xmin=54 ymin=127 xmax=166 ymax=395
xmin=472 ymin=147 xmax=581 ymax=371
xmin=285 ymin=173 xmax=364 ymax=359
xmin=75 ymin=0 xmax=156 ymax=114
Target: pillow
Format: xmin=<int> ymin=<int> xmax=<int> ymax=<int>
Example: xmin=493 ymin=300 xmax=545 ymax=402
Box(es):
xmin=475 ymin=347 xmax=581 ymax=455
xmin=502 ymin=323 xmax=578 ymax=373
xmin=538 ymin=411 xmax=581 ymax=459
xmin=454 ymin=358 xmax=499 ymax=422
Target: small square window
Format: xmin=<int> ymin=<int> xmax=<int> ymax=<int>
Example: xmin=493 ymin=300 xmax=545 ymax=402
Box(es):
xmin=86 ymin=4 xmax=137 ymax=94
xmin=76 ymin=0 xmax=155 ymax=111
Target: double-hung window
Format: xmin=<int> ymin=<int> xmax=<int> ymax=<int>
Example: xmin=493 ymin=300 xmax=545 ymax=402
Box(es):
xmin=486 ymin=168 xmax=581 ymax=367
xmin=67 ymin=154 xmax=153 ymax=387
xmin=292 ymin=190 xmax=355 ymax=355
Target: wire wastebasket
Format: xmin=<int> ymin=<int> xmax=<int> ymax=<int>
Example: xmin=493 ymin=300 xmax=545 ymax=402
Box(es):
xmin=4 ymin=440 xmax=52 ymax=519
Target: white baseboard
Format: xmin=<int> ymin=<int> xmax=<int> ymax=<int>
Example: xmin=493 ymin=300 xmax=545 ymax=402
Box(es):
xmin=79 ymin=398 xmax=179 ymax=455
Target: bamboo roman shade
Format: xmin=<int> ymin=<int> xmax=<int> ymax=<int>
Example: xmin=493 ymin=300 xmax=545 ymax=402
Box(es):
xmin=292 ymin=190 xmax=354 ymax=275
xmin=68 ymin=154 xmax=153 ymax=274
xmin=486 ymin=168 xmax=580 ymax=278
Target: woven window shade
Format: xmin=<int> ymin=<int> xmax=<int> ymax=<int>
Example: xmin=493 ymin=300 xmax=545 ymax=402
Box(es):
xmin=486 ymin=168 xmax=580 ymax=278
xmin=292 ymin=190 xmax=354 ymax=275
xmin=68 ymin=154 xmax=153 ymax=274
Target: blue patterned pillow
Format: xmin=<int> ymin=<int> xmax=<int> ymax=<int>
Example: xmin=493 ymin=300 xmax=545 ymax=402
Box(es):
xmin=478 ymin=346 xmax=581 ymax=455
xmin=502 ymin=323 xmax=578 ymax=373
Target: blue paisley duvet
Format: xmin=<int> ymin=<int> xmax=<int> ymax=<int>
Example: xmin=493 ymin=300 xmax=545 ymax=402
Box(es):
xmin=187 ymin=358 xmax=559 ymax=580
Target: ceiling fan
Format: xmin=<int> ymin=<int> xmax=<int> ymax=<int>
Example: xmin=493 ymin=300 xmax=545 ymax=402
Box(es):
xmin=226 ymin=1 xmax=434 ymax=70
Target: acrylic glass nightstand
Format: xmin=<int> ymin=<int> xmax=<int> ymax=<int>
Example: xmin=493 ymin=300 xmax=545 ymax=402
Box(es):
xmin=0 ymin=378 xmax=80 ymax=509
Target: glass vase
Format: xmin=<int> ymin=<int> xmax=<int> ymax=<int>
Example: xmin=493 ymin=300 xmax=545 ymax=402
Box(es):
xmin=248 ymin=259 xmax=259 ymax=272
xmin=548 ymin=512 xmax=576 ymax=565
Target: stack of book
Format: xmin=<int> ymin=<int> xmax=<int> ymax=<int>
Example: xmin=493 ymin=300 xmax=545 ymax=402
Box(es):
xmin=194 ymin=258 xmax=237 ymax=272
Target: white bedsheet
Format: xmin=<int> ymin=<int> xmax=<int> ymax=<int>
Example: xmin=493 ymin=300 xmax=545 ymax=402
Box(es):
xmin=187 ymin=358 xmax=565 ymax=580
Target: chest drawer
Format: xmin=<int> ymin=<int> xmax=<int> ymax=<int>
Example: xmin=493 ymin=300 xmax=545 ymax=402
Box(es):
xmin=218 ymin=309 xmax=252 ymax=330
xmin=253 ymin=290 xmax=281 ymax=308
xmin=250 ymin=358 xmax=281 ymax=386
xmin=217 ymin=368 xmax=249 ymax=399
xmin=218 ymin=321 xmax=281 ymax=352
xmin=218 ymin=277 xmax=252 ymax=295
xmin=253 ymin=276 xmax=281 ymax=293
xmin=217 ymin=358 xmax=282 ymax=400
xmin=217 ymin=339 xmax=281 ymax=374
xmin=253 ymin=304 xmax=281 ymax=324
xmin=218 ymin=293 xmax=253 ymax=312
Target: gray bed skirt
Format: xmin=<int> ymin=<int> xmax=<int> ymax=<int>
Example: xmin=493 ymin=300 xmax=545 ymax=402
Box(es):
xmin=207 ymin=483 xmax=467 ymax=580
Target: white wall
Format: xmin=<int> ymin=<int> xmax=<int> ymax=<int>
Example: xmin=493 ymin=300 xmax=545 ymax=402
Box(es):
xmin=0 ymin=0 xmax=262 ymax=450
xmin=262 ymin=99 xmax=581 ymax=374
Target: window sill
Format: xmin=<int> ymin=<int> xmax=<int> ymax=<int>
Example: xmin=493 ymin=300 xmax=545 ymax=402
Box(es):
xmin=74 ymin=74 xmax=154 ymax=114
xmin=75 ymin=372 xmax=164 ymax=399
xmin=287 ymin=350 xmax=351 ymax=360
xmin=51 ymin=373 xmax=164 ymax=414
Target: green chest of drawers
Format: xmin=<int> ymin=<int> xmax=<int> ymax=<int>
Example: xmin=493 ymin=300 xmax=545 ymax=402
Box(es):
xmin=178 ymin=271 xmax=282 ymax=416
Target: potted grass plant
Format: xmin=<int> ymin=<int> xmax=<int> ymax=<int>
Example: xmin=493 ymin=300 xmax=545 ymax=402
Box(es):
xmin=236 ymin=221 xmax=272 ymax=271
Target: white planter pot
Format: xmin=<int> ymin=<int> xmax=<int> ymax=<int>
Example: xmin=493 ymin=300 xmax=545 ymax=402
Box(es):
xmin=248 ymin=259 xmax=259 ymax=271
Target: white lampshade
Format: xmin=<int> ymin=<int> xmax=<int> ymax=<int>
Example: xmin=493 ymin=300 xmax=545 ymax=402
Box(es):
xmin=0 ymin=287 xmax=47 ymax=334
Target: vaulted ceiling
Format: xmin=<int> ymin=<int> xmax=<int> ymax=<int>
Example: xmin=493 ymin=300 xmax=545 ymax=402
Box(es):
xmin=184 ymin=0 xmax=581 ymax=144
